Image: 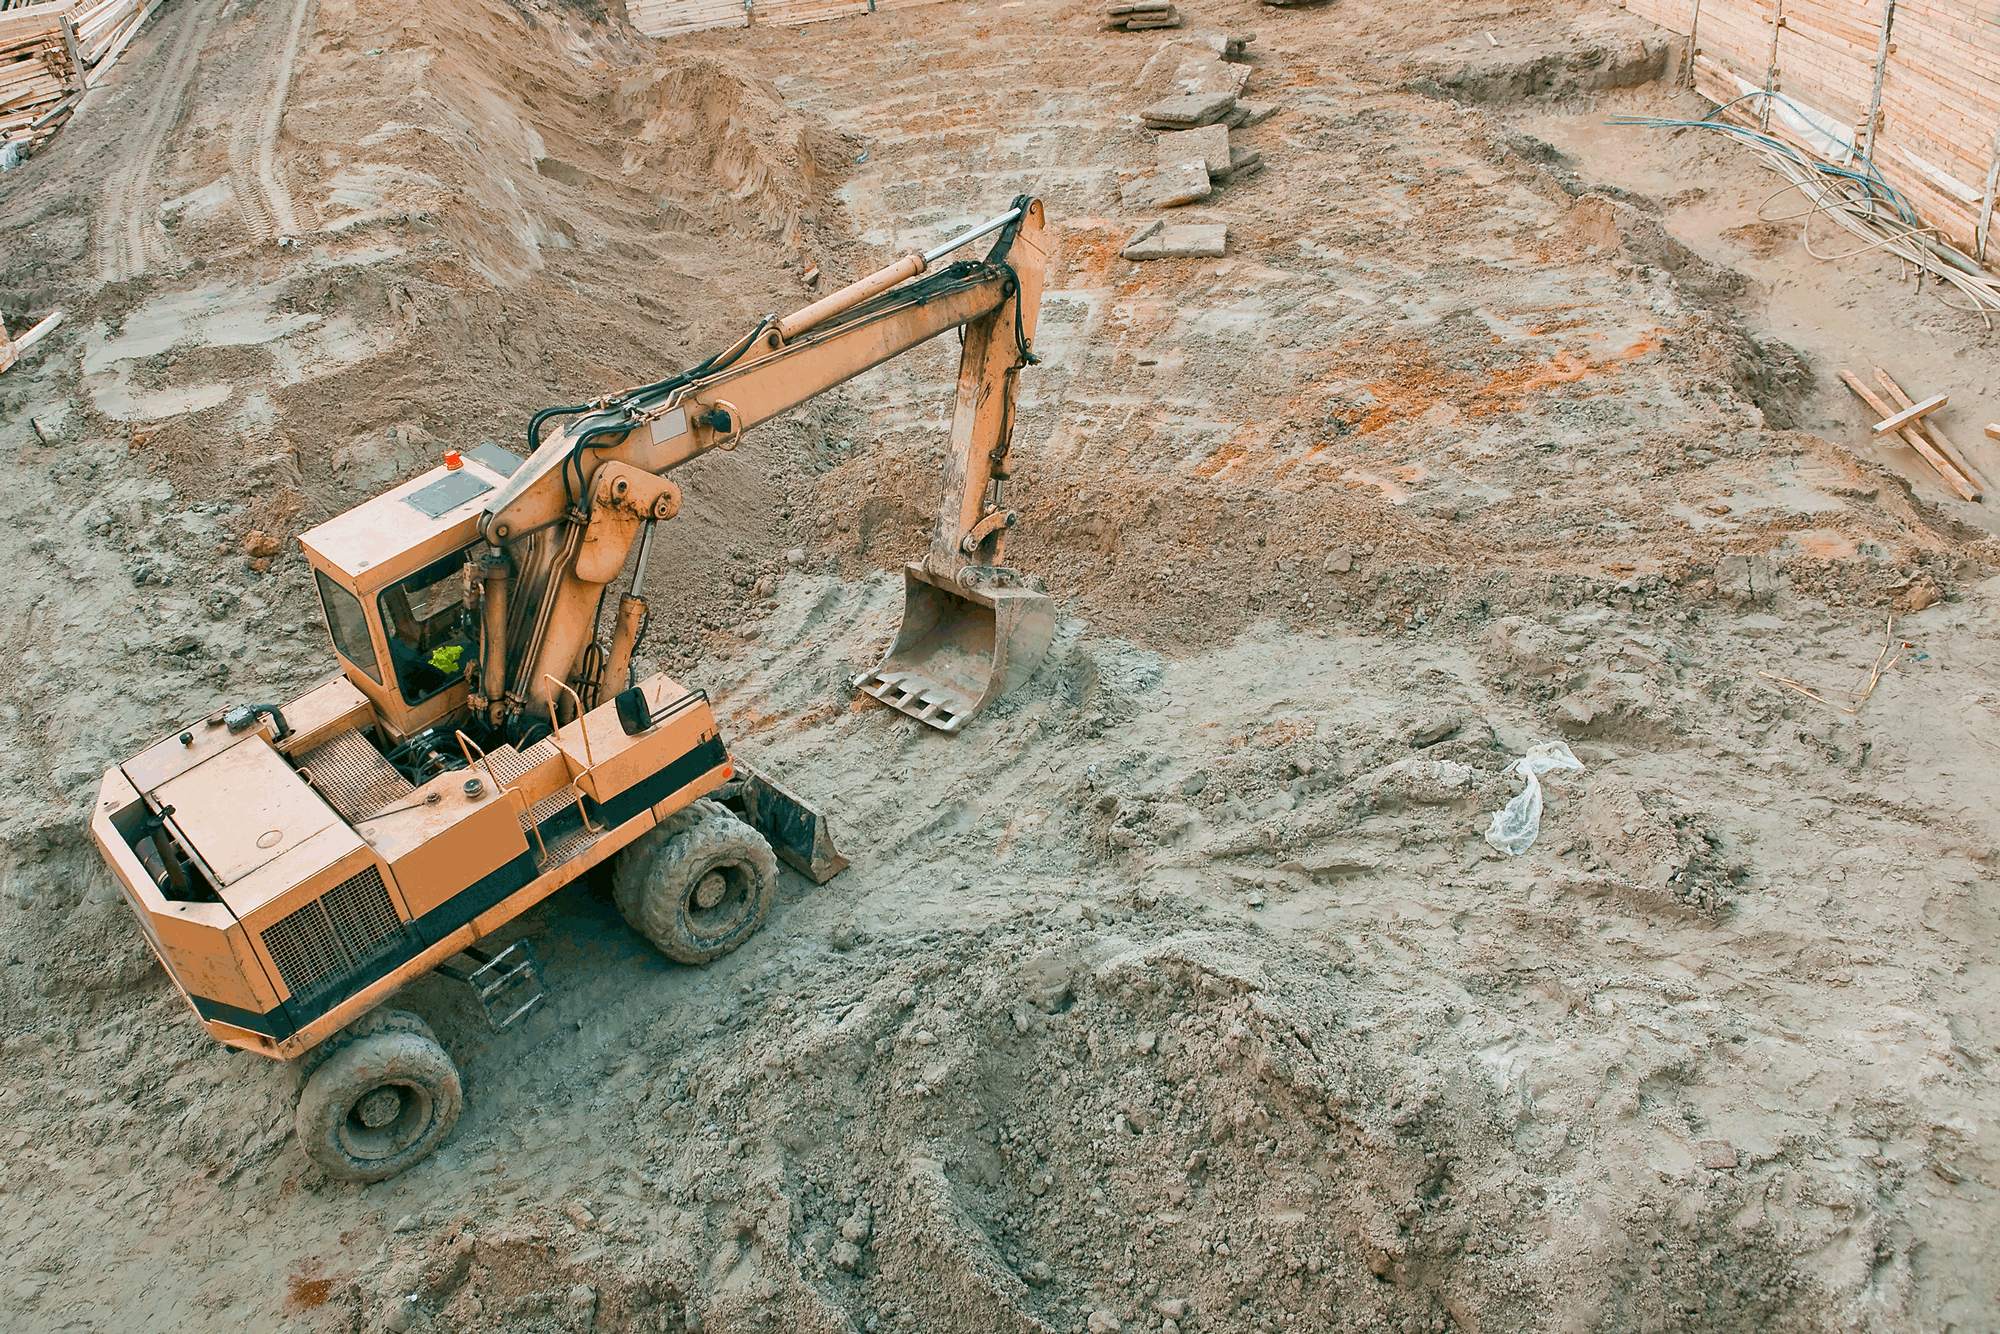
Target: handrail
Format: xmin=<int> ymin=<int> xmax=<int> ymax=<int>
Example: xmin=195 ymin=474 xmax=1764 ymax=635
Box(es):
xmin=542 ymin=675 xmax=594 ymax=773
xmin=541 ymin=674 xmax=603 ymax=836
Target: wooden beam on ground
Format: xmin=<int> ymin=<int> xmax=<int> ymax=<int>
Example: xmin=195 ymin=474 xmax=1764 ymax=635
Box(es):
xmin=1839 ymin=369 xmax=1980 ymax=502
xmin=0 ymin=308 xmax=62 ymax=373
xmin=1870 ymin=392 xmax=1946 ymax=437
xmin=1873 ymin=367 xmax=1987 ymax=498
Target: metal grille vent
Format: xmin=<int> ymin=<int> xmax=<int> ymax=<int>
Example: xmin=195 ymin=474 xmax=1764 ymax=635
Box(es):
xmin=260 ymin=865 xmax=406 ymax=1009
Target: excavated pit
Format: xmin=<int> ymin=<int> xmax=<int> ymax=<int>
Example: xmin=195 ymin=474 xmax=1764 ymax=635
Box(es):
xmin=1 ymin=0 xmax=1997 ymax=1331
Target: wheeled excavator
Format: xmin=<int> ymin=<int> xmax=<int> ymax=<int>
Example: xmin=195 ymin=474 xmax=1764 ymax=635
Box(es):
xmin=88 ymin=199 xmax=1055 ymax=1182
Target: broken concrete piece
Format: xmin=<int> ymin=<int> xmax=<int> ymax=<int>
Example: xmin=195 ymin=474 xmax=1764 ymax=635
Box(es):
xmin=1108 ymin=0 xmax=1172 ymax=11
xmin=1140 ymin=90 xmax=1238 ymax=129
xmin=1697 ymin=1140 xmax=1739 ymax=1170
xmin=1157 ymin=123 xmax=1230 ymax=179
xmin=1121 ymin=219 xmax=1165 ymax=253
xmin=1122 ymin=223 xmax=1228 ymax=261
xmin=1120 ymin=159 xmax=1213 ymax=207
xmin=1236 ymin=100 xmax=1277 ymax=124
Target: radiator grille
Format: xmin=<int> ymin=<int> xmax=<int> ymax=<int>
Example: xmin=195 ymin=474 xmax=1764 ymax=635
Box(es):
xmin=260 ymin=865 xmax=408 ymax=1010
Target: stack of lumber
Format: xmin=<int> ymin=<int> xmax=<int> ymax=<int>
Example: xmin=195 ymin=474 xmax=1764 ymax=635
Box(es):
xmin=1839 ymin=365 xmax=1987 ymax=502
xmin=0 ymin=0 xmax=162 ymax=160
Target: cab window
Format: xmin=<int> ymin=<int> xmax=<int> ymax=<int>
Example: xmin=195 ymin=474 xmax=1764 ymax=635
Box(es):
xmin=378 ymin=552 xmax=476 ymax=706
xmin=314 ymin=570 xmax=382 ymax=684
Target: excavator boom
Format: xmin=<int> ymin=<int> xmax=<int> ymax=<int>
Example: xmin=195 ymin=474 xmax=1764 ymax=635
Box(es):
xmin=478 ymin=198 xmax=1055 ymax=732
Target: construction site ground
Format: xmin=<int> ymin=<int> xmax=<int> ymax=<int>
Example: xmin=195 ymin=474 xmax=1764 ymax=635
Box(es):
xmin=1 ymin=0 xmax=1997 ymax=1330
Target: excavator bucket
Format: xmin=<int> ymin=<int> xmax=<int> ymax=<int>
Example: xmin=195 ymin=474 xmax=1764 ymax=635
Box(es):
xmin=853 ymin=566 xmax=1057 ymax=734
xmin=720 ymin=761 xmax=849 ymax=884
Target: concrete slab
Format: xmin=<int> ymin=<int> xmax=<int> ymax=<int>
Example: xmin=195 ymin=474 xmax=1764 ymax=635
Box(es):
xmin=1119 ymin=159 xmax=1213 ymax=207
xmin=1139 ymin=90 xmax=1238 ymax=129
xmin=1122 ymin=223 xmax=1229 ymax=261
xmin=1157 ymin=124 xmax=1230 ymax=179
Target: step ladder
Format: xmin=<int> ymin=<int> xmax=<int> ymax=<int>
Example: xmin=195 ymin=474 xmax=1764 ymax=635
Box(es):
xmin=437 ymin=939 xmax=544 ymax=1030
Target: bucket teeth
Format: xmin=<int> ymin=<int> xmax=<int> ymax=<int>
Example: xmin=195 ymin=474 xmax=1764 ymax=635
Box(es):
xmin=853 ymin=670 xmax=969 ymax=733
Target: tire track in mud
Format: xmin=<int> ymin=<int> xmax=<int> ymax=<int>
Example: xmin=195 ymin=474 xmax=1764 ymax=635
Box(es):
xmin=227 ymin=0 xmax=311 ymax=241
xmin=96 ymin=0 xmax=224 ymax=283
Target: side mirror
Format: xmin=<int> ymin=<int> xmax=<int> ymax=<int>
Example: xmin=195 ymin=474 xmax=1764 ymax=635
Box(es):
xmin=614 ymin=687 xmax=653 ymax=736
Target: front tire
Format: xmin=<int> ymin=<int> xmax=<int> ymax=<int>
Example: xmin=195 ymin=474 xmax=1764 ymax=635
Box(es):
xmin=296 ymin=1021 xmax=462 ymax=1183
xmin=614 ymin=803 xmax=777 ymax=964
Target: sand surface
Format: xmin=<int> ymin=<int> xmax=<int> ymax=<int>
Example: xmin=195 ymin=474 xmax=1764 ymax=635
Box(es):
xmin=0 ymin=0 xmax=1995 ymax=1330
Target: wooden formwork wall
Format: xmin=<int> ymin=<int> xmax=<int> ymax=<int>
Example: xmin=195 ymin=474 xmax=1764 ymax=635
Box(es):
xmin=1620 ymin=0 xmax=2000 ymax=265
xmin=626 ymin=0 xmax=941 ymax=40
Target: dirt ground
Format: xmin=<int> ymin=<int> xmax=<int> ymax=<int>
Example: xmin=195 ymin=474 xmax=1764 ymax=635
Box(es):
xmin=1 ymin=0 xmax=1997 ymax=1330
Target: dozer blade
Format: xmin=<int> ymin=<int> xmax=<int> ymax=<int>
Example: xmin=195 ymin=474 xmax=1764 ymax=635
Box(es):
xmin=721 ymin=761 xmax=849 ymax=884
xmin=852 ymin=565 xmax=1057 ymax=734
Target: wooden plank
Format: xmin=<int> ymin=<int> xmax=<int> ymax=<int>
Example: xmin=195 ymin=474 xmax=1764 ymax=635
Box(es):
xmin=0 ymin=309 xmax=61 ymax=374
xmin=626 ymin=0 xmax=748 ymax=35
xmin=1838 ymin=369 xmax=1980 ymax=501
xmin=0 ymin=0 xmax=73 ymax=42
xmin=1873 ymin=366 xmax=1987 ymax=496
xmin=1871 ymin=392 xmax=1947 ymax=437
xmin=1985 ymin=423 xmax=2000 ymax=442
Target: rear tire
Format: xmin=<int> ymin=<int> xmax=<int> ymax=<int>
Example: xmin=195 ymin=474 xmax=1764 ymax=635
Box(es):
xmin=613 ymin=804 xmax=776 ymax=964
xmin=296 ymin=1024 xmax=461 ymax=1183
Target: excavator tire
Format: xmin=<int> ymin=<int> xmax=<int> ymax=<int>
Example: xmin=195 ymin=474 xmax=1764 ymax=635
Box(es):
xmin=295 ymin=1024 xmax=462 ymax=1183
xmin=613 ymin=804 xmax=776 ymax=965
xmin=297 ymin=1007 xmax=438 ymax=1084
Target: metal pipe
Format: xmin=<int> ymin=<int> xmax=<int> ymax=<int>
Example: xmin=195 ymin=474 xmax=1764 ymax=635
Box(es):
xmin=777 ymin=253 xmax=926 ymax=342
xmin=923 ymin=207 xmax=1024 ymax=263
xmin=632 ymin=518 xmax=659 ymax=593
xmin=773 ymin=207 xmax=1026 ymax=344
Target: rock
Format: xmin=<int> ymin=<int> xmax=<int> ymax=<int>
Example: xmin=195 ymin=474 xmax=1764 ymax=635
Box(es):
xmin=1088 ymin=1311 xmax=1123 ymax=1334
xmin=1156 ymin=123 xmax=1230 ymax=178
xmin=392 ymin=1213 xmax=420 ymax=1232
xmin=1236 ymin=100 xmax=1278 ymax=124
xmin=241 ymin=529 xmax=284 ymax=558
xmin=567 ymin=1284 xmax=598 ymax=1333
xmin=1028 ymin=1171 xmax=1053 ymax=1196
xmin=1324 ymin=548 xmax=1353 ymax=573
xmin=1162 ymin=1323 xmax=1180 ymax=1334
xmin=1227 ymin=146 xmax=1263 ymax=177
xmin=29 ymin=401 xmax=71 ymax=443
xmin=1714 ymin=552 xmax=1779 ymax=607
xmin=1139 ymin=90 xmax=1238 ymax=129
xmin=1407 ymin=711 xmax=1463 ymax=748
xmin=784 ymin=547 xmax=807 ymax=567
xmin=1014 ymin=954 xmax=1073 ymax=1012
xmin=1123 ymin=224 xmax=1229 ymax=261
xmin=1026 ymin=1260 xmax=1052 ymax=1286
xmin=912 ymin=1029 xmax=937 ymax=1046
xmin=1155 ymin=1298 xmax=1189 ymax=1319
xmin=831 ymin=1239 xmax=862 ymax=1272
xmin=1121 ymin=160 xmax=1213 ymax=208
xmin=1698 ymin=1139 xmax=1739 ymax=1170
xmin=563 ymin=1200 xmax=595 ymax=1229
xmin=840 ymin=1209 xmax=872 ymax=1243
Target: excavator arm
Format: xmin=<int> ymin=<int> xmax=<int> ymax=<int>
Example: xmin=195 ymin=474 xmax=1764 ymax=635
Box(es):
xmin=476 ymin=198 xmax=1054 ymax=733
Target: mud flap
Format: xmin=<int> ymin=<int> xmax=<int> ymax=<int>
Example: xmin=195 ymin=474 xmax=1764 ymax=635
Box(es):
xmin=852 ymin=565 xmax=1056 ymax=734
xmin=719 ymin=762 xmax=849 ymax=884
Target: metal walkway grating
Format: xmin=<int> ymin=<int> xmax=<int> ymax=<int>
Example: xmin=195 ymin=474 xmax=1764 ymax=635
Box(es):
xmin=293 ymin=729 xmax=414 ymax=822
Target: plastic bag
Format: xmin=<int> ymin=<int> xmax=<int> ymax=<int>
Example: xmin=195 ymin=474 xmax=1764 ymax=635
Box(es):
xmin=1483 ymin=741 xmax=1584 ymax=855
xmin=0 ymin=141 xmax=21 ymax=172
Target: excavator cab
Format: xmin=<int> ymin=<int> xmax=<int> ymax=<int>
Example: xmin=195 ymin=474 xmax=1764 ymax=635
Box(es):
xmin=298 ymin=450 xmax=517 ymax=739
